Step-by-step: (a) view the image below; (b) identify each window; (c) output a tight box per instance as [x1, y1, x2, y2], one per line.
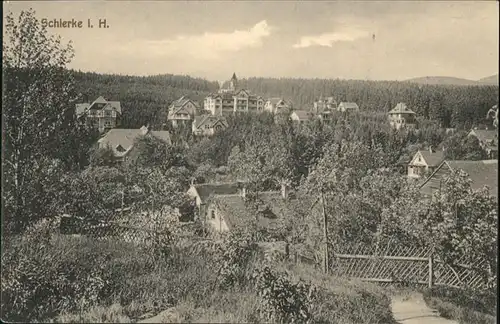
[211, 210, 215, 219]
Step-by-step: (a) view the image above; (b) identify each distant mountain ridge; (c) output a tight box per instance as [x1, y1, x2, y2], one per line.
[406, 74, 498, 86]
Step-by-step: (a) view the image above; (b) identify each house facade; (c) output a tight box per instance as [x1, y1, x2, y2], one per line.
[97, 125, 171, 163]
[264, 98, 292, 114]
[167, 96, 199, 127]
[388, 103, 417, 130]
[76, 96, 121, 133]
[467, 129, 498, 159]
[204, 183, 290, 234]
[290, 110, 314, 124]
[186, 182, 242, 221]
[407, 148, 445, 179]
[192, 115, 228, 136]
[203, 73, 264, 115]
[313, 96, 337, 114]
[419, 160, 498, 200]
[337, 102, 359, 112]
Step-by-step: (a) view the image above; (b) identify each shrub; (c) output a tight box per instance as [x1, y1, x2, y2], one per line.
[251, 266, 313, 324]
[423, 286, 497, 324]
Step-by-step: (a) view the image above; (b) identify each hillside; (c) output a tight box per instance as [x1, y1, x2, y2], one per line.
[406, 74, 499, 86]
[71, 71, 499, 129]
[405, 76, 478, 86]
[71, 71, 219, 129]
[478, 74, 499, 85]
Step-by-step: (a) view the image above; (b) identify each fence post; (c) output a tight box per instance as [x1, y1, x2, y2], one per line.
[428, 250, 434, 289]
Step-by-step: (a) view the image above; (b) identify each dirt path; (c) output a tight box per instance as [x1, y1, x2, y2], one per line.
[391, 293, 458, 324]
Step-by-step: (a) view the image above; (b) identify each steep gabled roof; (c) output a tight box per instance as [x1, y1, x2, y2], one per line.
[191, 182, 241, 203]
[389, 102, 416, 115]
[292, 110, 313, 121]
[420, 160, 498, 197]
[267, 98, 283, 105]
[193, 115, 227, 129]
[213, 192, 286, 230]
[97, 128, 171, 157]
[338, 102, 359, 109]
[468, 129, 498, 145]
[411, 150, 445, 167]
[76, 96, 122, 117]
[76, 103, 90, 117]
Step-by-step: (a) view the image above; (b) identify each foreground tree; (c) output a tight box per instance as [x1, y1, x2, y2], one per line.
[3, 9, 80, 232]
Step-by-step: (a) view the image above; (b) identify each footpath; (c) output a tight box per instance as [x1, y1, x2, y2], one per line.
[391, 293, 458, 324]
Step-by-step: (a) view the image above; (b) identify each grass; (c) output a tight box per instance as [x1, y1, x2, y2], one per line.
[422, 286, 497, 324]
[2, 230, 398, 324]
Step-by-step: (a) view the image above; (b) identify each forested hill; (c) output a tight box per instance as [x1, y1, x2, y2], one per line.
[239, 77, 498, 128]
[72, 71, 499, 130]
[71, 71, 219, 128]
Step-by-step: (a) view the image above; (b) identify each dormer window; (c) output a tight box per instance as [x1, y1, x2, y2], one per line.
[116, 145, 126, 153]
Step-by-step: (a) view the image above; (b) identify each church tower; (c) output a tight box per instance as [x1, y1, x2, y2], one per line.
[229, 73, 238, 92]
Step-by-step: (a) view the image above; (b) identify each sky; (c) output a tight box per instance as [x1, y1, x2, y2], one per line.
[3, 1, 499, 82]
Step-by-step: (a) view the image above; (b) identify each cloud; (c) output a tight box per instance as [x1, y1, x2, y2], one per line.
[117, 20, 271, 60]
[293, 28, 370, 48]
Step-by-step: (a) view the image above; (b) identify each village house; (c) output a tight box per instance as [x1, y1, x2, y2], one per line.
[407, 147, 445, 179]
[388, 102, 417, 130]
[264, 98, 293, 114]
[419, 160, 498, 200]
[167, 96, 199, 127]
[192, 115, 228, 136]
[76, 96, 121, 133]
[290, 110, 314, 124]
[97, 125, 171, 163]
[337, 102, 360, 113]
[204, 183, 291, 234]
[467, 129, 498, 159]
[203, 73, 264, 115]
[313, 96, 337, 114]
[186, 182, 241, 220]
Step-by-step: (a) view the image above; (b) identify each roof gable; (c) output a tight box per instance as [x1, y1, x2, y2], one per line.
[412, 150, 445, 167]
[192, 183, 241, 203]
[421, 160, 498, 197]
[338, 102, 359, 109]
[292, 110, 312, 120]
[389, 102, 415, 114]
[468, 129, 498, 144]
[98, 128, 170, 156]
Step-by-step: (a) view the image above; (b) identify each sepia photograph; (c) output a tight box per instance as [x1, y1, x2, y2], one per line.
[1, 1, 498, 323]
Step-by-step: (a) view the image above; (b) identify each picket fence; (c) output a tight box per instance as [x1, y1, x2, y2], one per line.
[329, 243, 490, 290]
[60, 216, 489, 290]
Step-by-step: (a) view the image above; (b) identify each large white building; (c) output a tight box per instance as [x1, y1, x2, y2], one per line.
[203, 73, 264, 116]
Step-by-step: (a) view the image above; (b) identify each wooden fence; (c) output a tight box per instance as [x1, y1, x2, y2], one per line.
[59, 216, 170, 245]
[330, 244, 489, 290]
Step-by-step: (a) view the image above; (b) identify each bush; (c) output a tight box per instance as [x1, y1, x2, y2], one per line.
[423, 286, 497, 324]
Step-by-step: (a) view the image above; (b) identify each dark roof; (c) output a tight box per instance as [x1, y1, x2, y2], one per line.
[292, 110, 313, 120]
[420, 160, 498, 197]
[415, 150, 445, 167]
[468, 129, 498, 147]
[168, 96, 198, 117]
[389, 102, 415, 115]
[97, 128, 171, 157]
[76, 96, 122, 117]
[446, 160, 497, 196]
[192, 182, 240, 203]
[213, 192, 286, 230]
[193, 115, 227, 129]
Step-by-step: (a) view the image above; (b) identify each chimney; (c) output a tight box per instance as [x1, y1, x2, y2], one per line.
[429, 146, 435, 153]
[240, 186, 246, 198]
[281, 183, 289, 199]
